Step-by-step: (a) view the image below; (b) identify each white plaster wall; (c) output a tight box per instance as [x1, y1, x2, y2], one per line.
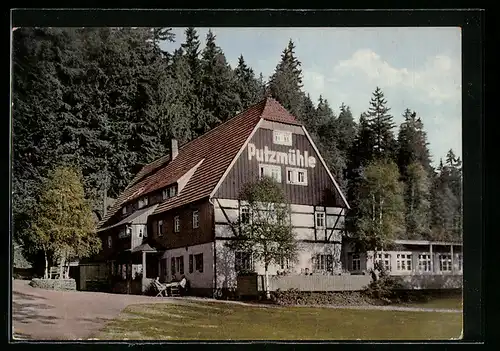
[162, 242, 214, 289]
[290, 204, 315, 213]
[215, 224, 234, 238]
[214, 207, 239, 223]
[215, 199, 239, 209]
[293, 227, 315, 241]
[291, 213, 314, 227]
[326, 207, 344, 215]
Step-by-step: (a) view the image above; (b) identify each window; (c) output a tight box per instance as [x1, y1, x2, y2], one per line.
[158, 220, 164, 236]
[138, 228, 143, 238]
[396, 254, 413, 271]
[315, 254, 334, 272]
[315, 211, 326, 229]
[195, 253, 204, 272]
[352, 254, 361, 271]
[439, 254, 452, 272]
[122, 207, 127, 215]
[169, 185, 177, 198]
[192, 210, 199, 229]
[235, 251, 253, 271]
[273, 130, 293, 146]
[457, 254, 463, 271]
[107, 236, 112, 249]
[189, 254, 194, 273]
[418, 254, 432, 272]
[286, 167, 308, 186]
[162, 189, 168, 200]
[279, 257, 290, 270]
[240, 206, 251, 224]
[171, 257, 175, 275]
[376, 253, 391, 271]
[138, 196, 148, 209]
[174, 216, 180, 232]
[175, 256, 184, 274]
[259, 164, 282, 183]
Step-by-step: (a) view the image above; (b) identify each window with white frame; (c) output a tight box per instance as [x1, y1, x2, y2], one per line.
[162, 188, 168, 200]
[273, 130, 293, 146]
[174, 216, 180, 233]
[158, 220, 164, 236]
[175, 256, 184, 274]
[396, 253, 413, 271]
[240, 206, 251, 224]
[169, 185, 177, 198]
[376, 253, 391, 271]
[195, 253, 204, 272]
[259, 164, 282, 183]
[439, 254, 452, 272]
[192, 210, 199, 229]
[314, 254, 334, 272]
[107, 235, 112, 249]
[122, 207, 127, 215]
[418, 254, 432, 272]
[352, 254, 361, 271]
[138, 196, 149, 209]
[315, 211, 326, 229]
[235, 251, 253, 271]
[457, 253, 463, 271]
[138, 227, 143, 238]
[286, 167, 308, 186]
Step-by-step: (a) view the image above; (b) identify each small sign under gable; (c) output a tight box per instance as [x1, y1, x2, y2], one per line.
[247, 143, 316, 168]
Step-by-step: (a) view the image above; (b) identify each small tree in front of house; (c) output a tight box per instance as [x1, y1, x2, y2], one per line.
[353, 158, 405, 270]
[30, 165, 101, 279]
[225, 176, 299, 299]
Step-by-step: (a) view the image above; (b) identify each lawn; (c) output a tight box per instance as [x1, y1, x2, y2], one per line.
[95, 301, 462, 341]
[403, 296, 463, 310]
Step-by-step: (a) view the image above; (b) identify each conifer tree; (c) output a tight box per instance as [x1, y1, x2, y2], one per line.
[365, 87, 397, 160]
[268, 39, 304, 118]
[234, 54, 262, 109]
[199, 30, 241, 129]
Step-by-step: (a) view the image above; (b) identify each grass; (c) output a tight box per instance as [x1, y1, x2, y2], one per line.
[402, 296, 463, 310]
[96, 301, 462, 341]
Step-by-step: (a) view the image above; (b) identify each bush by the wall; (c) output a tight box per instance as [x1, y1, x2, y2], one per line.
[30, 278, 77, 291]
[271, 288, 382, 306]
[362, 275, 405, 303]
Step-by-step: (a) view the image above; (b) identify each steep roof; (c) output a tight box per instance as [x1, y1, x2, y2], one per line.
[99, 97, 300, 228]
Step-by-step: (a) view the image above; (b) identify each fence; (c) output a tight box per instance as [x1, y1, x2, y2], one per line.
[237, 274, 371, 296]
[79, 263, 108, 291]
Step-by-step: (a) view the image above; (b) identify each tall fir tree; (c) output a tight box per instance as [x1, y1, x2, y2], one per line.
[234, 54, 262, 109]
[198, 30, 241, 130]
[404, 162, 432, 239]
[397, 108, 433, 179]
[365, 87, 397, 160]
[268, 39, 304, 118]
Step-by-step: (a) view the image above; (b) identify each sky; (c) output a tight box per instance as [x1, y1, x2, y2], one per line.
[160, 27, 461, 166]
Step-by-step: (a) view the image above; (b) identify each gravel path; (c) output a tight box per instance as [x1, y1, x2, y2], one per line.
[11, 280, 184, 340]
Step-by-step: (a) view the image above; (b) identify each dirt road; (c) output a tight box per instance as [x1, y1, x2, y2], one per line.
[11, 280, 174, 340]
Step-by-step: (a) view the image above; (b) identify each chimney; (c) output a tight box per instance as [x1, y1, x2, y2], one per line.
[171, 139, 178, 160]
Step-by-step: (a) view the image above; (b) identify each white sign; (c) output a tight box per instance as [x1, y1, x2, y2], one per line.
[247, 143, 316, 168]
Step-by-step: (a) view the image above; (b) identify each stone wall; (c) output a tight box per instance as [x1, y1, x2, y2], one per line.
[30, 278, 77, 291]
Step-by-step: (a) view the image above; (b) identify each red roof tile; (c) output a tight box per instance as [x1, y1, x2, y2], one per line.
[261, 97, 302, 126]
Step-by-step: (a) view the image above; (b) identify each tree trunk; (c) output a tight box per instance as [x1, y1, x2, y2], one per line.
[43, 249, 48, 279]
[264, 262, 270, 300]
[59, 251, 65, 280]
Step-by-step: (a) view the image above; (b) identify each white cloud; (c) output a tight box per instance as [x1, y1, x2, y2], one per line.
[332, 49, 461, 106]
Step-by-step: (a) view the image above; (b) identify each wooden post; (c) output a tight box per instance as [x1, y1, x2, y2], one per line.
[429, 244, 434, 273]
[451, 245, 454, 274]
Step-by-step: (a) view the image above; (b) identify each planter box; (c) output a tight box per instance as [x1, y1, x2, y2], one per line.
[30, 278, 77, 291]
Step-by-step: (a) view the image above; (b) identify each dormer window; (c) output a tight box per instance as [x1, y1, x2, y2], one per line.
[138, 196, 149, 209]
[273, 130, 293, 146]
[122, 207, 127, 215]
[169, 185, 177, 197]
[162, 184, 178, 200]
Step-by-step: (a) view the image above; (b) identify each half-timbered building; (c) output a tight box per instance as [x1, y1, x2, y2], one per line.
[92, 97, 350, 296]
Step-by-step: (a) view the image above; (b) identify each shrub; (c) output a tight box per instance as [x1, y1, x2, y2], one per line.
[363, 275, 405, 303]
[271, 288, 381, 306]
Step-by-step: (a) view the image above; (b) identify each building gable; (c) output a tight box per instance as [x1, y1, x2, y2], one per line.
[213, 122, 349, 208]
